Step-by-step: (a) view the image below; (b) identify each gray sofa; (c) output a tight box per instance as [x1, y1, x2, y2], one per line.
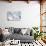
[3, 27, 34, 43]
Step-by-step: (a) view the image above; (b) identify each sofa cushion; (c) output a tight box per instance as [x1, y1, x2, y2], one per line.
[21, 29, 27, 35]
[14, 28, 21, 33]
[8, 27, 14, 34]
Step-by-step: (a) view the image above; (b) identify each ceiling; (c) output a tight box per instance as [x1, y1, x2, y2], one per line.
[0, 0, 41, 1]
[0, 0, 46, 4]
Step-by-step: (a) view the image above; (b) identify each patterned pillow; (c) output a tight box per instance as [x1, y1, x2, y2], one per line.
[14, 28, 21, 33]
[8, 27, 14, 34]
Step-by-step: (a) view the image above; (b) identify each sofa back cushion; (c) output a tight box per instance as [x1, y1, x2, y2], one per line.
[14, 28, 21, 33]
[8, 27, 14, 34]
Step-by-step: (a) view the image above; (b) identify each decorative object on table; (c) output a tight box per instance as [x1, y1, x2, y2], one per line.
[7, 11, 21, 21]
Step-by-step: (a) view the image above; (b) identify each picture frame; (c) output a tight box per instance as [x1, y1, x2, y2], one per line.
[7, 11, 21, 21]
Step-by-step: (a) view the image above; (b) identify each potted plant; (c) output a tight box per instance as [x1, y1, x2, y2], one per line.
[32, 27, 43, 40]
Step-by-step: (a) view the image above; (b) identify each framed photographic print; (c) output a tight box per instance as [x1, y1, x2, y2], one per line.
[7, 11, 21, 21]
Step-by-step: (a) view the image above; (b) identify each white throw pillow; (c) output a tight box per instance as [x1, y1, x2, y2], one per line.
[2, 28, 10, 36]
[21, 29, 27, 35]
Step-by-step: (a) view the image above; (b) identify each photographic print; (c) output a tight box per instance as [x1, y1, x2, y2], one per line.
[7, 11, 21, 21]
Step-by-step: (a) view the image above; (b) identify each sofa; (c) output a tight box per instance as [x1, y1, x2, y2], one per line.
[6, 27, 34, 43]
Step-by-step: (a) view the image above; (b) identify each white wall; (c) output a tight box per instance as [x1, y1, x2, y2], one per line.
[0, 1, 40, 28]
